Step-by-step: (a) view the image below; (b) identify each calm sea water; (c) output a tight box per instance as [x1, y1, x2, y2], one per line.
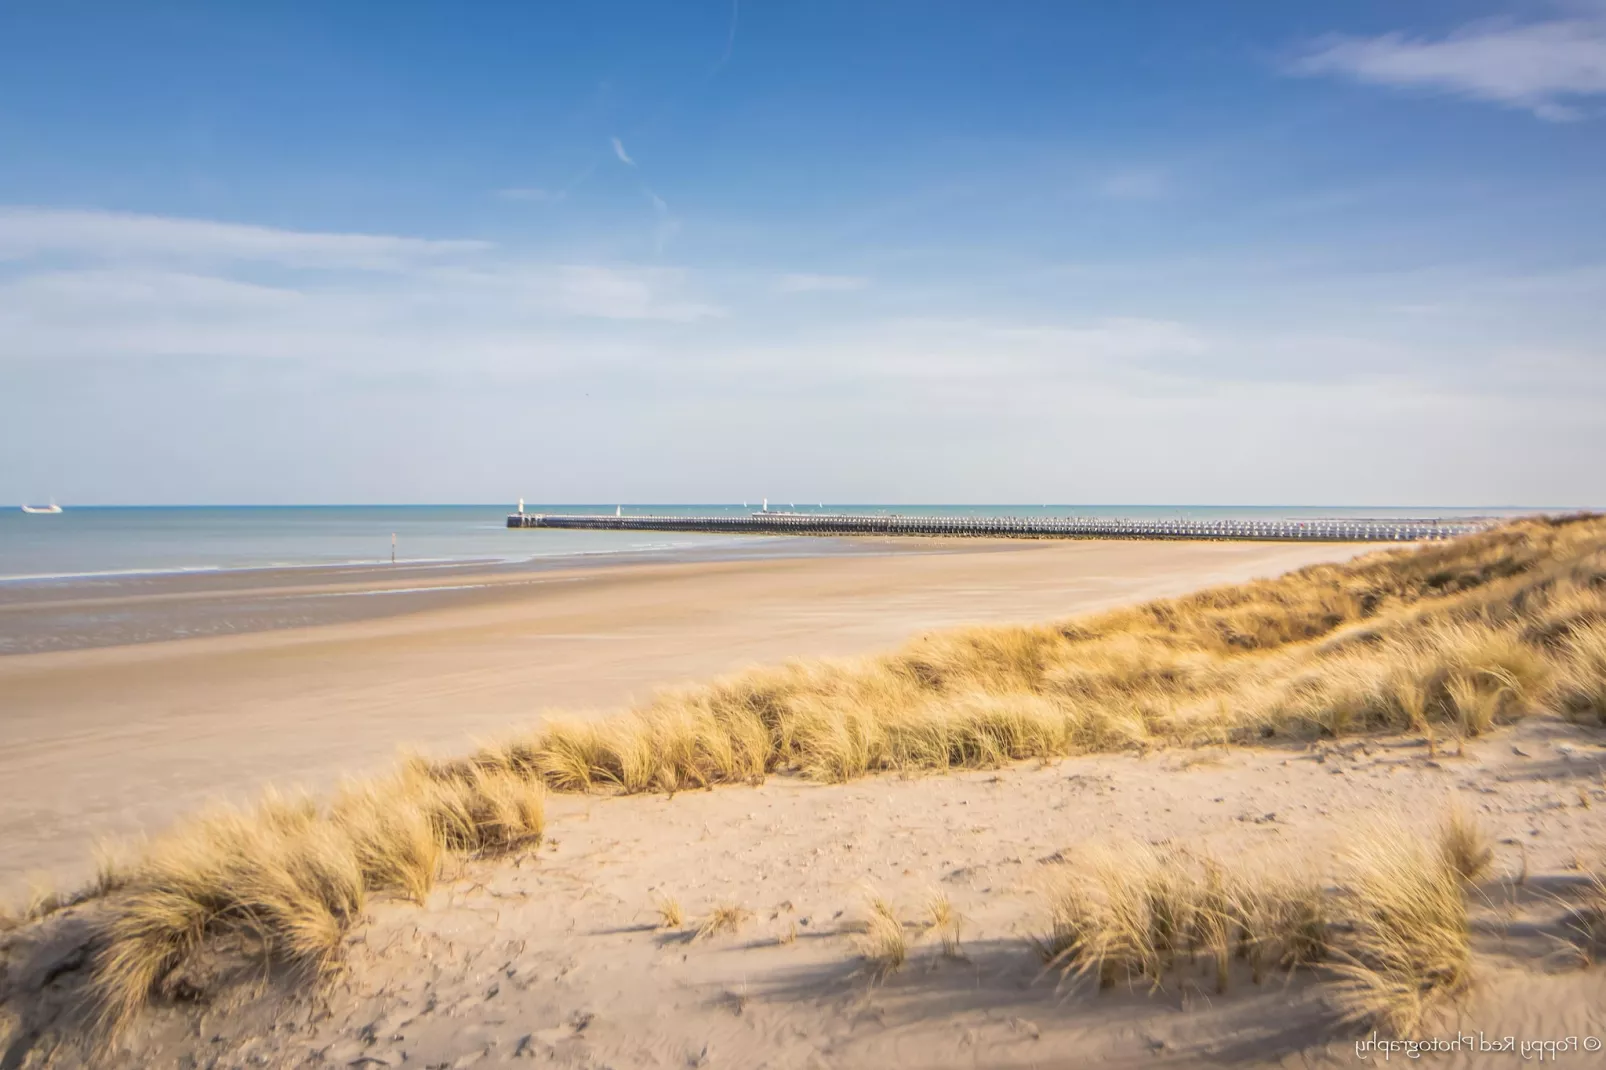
[0, 504, 1530, 583]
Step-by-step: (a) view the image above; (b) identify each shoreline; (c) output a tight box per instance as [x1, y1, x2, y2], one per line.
[0, 537, 1371, 893]
[0, 535, 982, 656]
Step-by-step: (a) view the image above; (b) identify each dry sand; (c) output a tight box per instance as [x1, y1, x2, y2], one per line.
[0, 538, 1365, 894]
[10, 720, 1606, 1068]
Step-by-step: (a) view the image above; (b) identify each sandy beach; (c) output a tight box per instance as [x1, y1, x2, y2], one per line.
[0, 538, 1365, 895]
[72, 717, 1603, 1069]
[7, 520, 1606, 1069]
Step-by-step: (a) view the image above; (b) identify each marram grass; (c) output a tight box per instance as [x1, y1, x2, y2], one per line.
[1032, 811, 1479, 1036]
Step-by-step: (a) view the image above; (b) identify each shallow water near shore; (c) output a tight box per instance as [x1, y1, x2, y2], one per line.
[0, 503, 1521, 582]
[0, 504, 1532, 654]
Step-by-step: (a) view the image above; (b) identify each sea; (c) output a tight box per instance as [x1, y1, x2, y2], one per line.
[0, 504, 1537, 583]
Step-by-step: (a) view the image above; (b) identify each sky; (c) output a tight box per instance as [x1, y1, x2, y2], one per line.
[2, 1, 1605, 507]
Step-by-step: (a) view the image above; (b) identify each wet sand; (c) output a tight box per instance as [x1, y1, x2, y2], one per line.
[0, 535, 935, 655]
[0, 538, 1368, 894]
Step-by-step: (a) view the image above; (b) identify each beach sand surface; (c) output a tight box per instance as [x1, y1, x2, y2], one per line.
[11, 718, 1605, 1068]
[0, 538, 1365, 892]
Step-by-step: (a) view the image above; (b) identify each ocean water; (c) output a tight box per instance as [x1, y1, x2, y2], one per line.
[0, 504, 1529, 583]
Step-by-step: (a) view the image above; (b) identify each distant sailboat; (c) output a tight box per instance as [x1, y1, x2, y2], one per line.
[616, 504, 622, 516]
[21, 499, 61, 514]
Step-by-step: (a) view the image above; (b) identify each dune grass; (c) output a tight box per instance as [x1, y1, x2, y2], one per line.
[1035, 844, 1328, 996]
[653, 893, 685, 930]
[853, 892, 909, 979]
[925, 888, 964, 959]
[694, 903, 752, 941]
[44, 513, 1606, 1036]
[1329, 825, 1473, 1036]
[1034, 819, 1472, 1035]
[1436, 805, 1494, 884]
[86, 763, 544, 1036]
[469, 514, 1606, 789]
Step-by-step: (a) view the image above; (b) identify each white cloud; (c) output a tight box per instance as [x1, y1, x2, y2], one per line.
[0, 207, 727, 372]
[1291, 17, 1606, 120]
[775, 273, 869, 293]
[611, 136, 636, 165]
[0, 207, 488, 270]
[546, 265, 718, 321]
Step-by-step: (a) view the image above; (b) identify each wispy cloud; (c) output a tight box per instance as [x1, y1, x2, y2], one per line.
[1289, 16, 1606, 121]
[776, 273, 869, 294]
[0, 208, 724, 373]
[496, 187, 564, 203]
[611, 136, 636, 166]
[0, 207, 488, 270]
[711, 0, 740, 75]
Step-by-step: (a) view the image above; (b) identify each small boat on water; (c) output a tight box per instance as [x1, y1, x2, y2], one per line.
[21, 501, 62, 514]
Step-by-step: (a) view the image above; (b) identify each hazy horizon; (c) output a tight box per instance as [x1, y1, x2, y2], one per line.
[5, 501, 1587, 511]
[5, 2, 1605, 507]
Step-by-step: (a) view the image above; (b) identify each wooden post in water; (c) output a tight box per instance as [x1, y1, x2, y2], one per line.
[391, 532, 396, 564]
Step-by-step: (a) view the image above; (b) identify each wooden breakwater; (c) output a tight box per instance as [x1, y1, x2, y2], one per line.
[507, 511, 1489, 543]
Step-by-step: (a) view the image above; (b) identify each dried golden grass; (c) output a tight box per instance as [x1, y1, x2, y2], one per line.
[1330, 825, 1472, 1036]
[924, 887, 963, 959]
[1437, 805, 1494, 884]
[1036, 845, 1318, 995]
[653, 893, 685, 930]
[1034, 818, 1471, 1035]
[1558, 621, 1606, 726]
[456, 514, 1605, 792]
[694, 903, 751, 941]
[87, 767, 543, 1037]
[853, 892, 908, 979]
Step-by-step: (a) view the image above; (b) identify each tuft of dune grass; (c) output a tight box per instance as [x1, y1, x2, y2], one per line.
[1035, 845, 1316, 995]
[925, 888, 963, 959]
[653, 893, 684, 930]
[1437, 804, 1494, 884]
[1330, 825, 1472, 1036]
[1034, 818, 1473, 1034]
[51, 514, 1606, 1037]
[87, 768, 543, 1038]
[853, 892, 909, 979]
[694, 903, 751, 942]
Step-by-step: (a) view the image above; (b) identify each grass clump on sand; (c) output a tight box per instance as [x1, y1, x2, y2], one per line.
[88, 764, 544, 1037]
[853, 892, 909, 979]
[1036, 845, 1326, 996]
[1330, 826, 1473, 1036]
[652, 893, 685, 930]
[694, 903, 752, 942]
[1436, 805, 1494, 884]
[1034, 819, 1474, 1036]
[471, 515, 1604, 792]
[924, 888, 964, 959]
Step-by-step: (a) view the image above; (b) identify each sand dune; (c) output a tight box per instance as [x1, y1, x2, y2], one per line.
[8, 719, 1606, 1068]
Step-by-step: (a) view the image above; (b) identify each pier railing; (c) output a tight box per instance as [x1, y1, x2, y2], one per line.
[507, 511, 1488, 543]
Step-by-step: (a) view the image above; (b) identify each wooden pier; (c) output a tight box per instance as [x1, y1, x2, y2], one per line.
[507, 511, 1488, 543]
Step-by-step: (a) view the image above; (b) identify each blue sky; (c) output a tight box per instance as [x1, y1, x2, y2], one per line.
[3, 1, 1604, 505]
